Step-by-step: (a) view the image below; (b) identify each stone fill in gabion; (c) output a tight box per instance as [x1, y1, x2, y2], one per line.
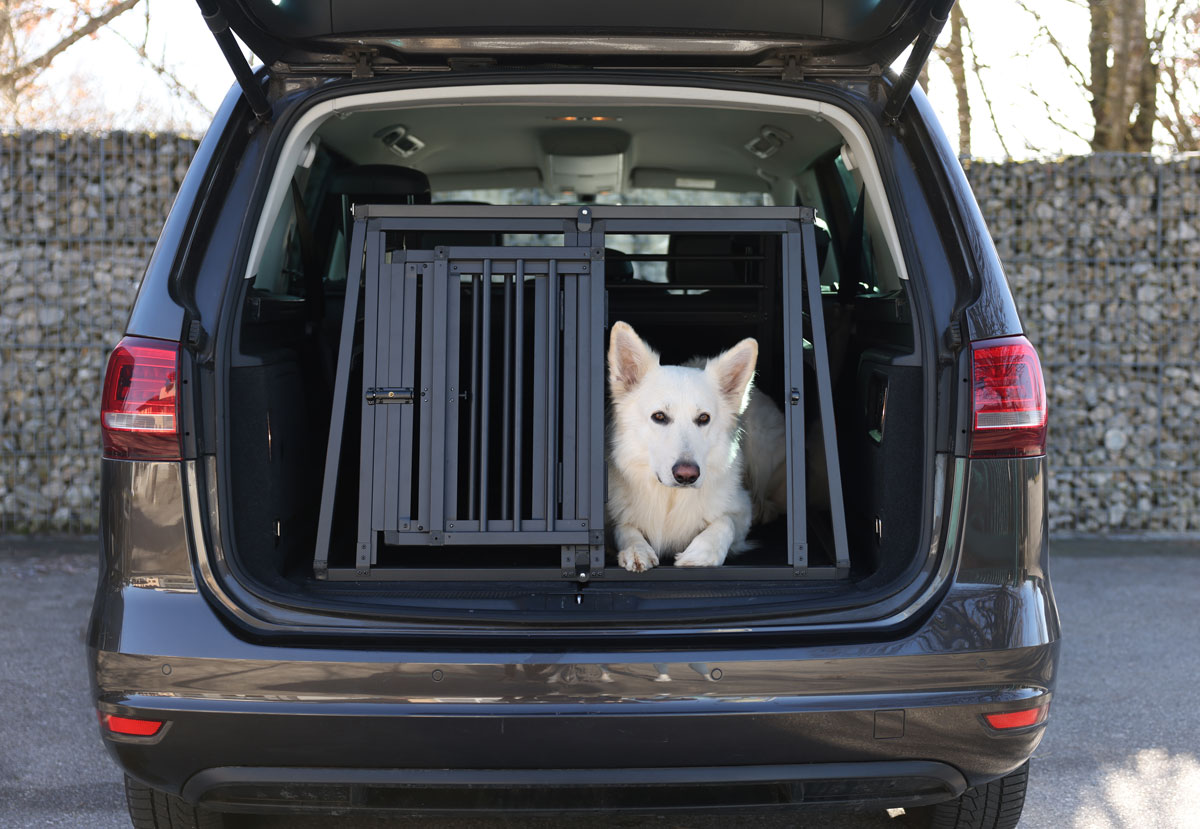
[963, 154, 1200, 535]
[1, 131, 196, 531]
[2, 135, 1199, 536]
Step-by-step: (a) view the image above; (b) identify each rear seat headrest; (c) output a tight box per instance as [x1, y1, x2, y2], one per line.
[329, 164, 431, 205]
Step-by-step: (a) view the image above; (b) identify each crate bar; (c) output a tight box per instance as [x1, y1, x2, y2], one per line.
[781, 226, 807, 574]
[362, 217, 805, 235]
[560, 274, 578, 520]
[356, 204, 809, 221]
[416, 254, 436, 539]
[370, 256, 394, 562]
[586, 232, 606, 568]
[611, 253, 765, 261]
[428, 254, 451, 537]
[478, 262, 493, 526]
[327, 567, 587, 582]
[395, 263, 419, 534]
[512, 258, 525, 524]
[384, 530, 591, 546]
[500, 271, 513, 522]
[466, 273, 481, 521]
[442, 252, 462, 528]
[313, 216, 368, 577]
[601, 219, 801, 233]
[546, 260, 560, 528]
[435, 251, 590, 271]
[608, 283, 765, 291]
[531, 264, 548, 523]
[355, 227, 386, 572]
[801, 221, 850, 570]
[600, 565, 843, 581]
[326, 566, 843, 582]
[759, 237, 782, 397]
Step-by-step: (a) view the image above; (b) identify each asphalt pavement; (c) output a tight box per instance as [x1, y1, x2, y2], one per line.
[0, 536, 1197, 829]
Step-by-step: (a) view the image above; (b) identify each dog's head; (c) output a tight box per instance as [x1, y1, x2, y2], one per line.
[608, 321, 758, 490]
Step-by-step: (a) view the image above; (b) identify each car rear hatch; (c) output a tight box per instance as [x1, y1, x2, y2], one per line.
[197, 0, 952, 114]
[190, 1, 960, 633]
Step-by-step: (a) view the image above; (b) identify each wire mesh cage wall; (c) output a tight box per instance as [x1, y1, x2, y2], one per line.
[0, 131, 198, 532]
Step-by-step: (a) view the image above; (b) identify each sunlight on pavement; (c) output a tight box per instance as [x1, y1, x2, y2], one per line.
[1071, 748, 1200, 829]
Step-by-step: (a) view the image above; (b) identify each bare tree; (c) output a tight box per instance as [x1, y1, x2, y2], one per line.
[0, 0, 142, 124]
[1, 0, 212, 129]
[1089, 0, 1158, 150]
[1154, 4, 1200, 150]
[928, 5, 1010, 158]
[935, 4, 971, 155]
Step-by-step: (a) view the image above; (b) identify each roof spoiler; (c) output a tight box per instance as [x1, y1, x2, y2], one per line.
[882, 0, 955, 123]
[196, 0, 272, 122]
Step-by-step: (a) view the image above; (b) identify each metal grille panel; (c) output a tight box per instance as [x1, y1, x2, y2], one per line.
[362, 246, 602, 560]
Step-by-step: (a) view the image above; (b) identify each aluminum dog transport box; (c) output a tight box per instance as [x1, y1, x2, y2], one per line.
[314, 204, 849, 582]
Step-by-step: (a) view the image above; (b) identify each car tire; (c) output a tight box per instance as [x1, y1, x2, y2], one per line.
[906, 762, 1029, 829]
[123, 775, 226, 829]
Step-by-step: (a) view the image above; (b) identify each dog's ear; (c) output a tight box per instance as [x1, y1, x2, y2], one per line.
[706, 338, 758, 413]
[609, 321, 657, 395]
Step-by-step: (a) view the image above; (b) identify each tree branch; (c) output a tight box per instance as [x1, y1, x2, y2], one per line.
[112, 27, 212, 118]
[1152, 0, 1188, 45]
[1023, 82, 1092, 146]
[0, 0, 142, 87]
[1159, 59, 1197, 151]
[1014, 0, 1090, 90]
[960, 12, 1012, 159]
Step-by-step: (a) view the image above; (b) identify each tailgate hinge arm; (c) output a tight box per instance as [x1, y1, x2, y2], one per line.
[882, 0, 955, 124]
[195, 0, 272, 122]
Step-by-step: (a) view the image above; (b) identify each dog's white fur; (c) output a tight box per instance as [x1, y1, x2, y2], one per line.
[606, 322, 787, 572]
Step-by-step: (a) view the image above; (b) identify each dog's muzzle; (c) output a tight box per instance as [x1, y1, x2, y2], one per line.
[671, 461, 700, 486]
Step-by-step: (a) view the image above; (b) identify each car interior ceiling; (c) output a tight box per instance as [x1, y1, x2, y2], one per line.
[228, 102, 922, 589]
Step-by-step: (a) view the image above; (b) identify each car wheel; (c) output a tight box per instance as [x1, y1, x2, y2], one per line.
[906, 761, 1029, 829]
[123, 775, 226, 829]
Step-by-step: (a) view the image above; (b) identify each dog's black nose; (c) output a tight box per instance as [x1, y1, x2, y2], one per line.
[672, 462, 700, 485]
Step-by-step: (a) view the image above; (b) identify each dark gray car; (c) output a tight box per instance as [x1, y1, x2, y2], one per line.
[89, 2, 1058, 827]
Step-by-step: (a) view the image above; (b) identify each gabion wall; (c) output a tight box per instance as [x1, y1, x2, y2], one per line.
[1, 133, 1197, 535]
[964, 154, 1200, 534]
[0, 132, 197, 531]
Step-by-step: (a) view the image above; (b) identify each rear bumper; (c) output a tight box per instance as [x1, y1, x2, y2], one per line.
[95, 663, 1053, 813]
[182, 762, 967, 815]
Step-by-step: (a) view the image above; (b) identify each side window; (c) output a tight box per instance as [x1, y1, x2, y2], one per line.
[832, 154, 878, 293]
[801, 149, 900, 296]
[252, 191, 300, 295]
[252, 147, 337, 295]
[794, 169, 841, 288]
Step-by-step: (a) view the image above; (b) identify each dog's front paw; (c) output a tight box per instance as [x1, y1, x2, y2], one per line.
[674, 539, 726, 568]
[618, 543, 659, 572]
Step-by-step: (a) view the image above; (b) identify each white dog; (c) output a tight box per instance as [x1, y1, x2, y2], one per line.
[606, 321, 787, 572]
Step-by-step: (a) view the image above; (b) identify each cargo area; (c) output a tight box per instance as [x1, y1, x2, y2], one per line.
[217, 98, 927, 618]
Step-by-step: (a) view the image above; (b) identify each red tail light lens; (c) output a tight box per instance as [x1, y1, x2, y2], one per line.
[983, 706, 1048, 730]
[99, 712, 164, 736]
[101, 336, 181, 460]
[970, 336, 1047, 458]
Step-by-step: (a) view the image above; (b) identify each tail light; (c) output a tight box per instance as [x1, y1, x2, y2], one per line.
[98, 711, 164, 736]
[101, 336, 181, 460]
[983, 706, 1048, 730]
[970, 336, 1047, 458]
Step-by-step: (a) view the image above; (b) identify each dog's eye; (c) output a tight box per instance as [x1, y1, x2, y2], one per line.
[696, 413, 711, 426]
[651, 411, 669, 424]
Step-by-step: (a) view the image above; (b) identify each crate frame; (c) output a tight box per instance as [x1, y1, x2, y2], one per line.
[314, 205, 848, 582]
